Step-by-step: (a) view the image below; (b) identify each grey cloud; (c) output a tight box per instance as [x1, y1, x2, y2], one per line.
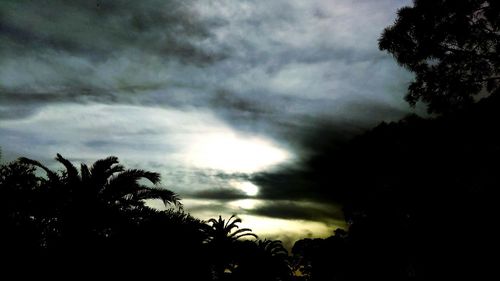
[0, 0, 218, 62]
[183, 201, 231, 216]
[0, 0, 225, 111]
[251, 201, 344, 223]
[1, 0, 416, 228]
[1, 0, 414, 127]
[0, 104, 41, 120]
[187, 187, 249, 201]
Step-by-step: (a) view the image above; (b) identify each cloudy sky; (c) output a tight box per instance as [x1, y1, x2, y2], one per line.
[0, 0, 415, 245]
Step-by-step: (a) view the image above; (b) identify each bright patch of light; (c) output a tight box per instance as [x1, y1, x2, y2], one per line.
[231, 180, 259, 196]
[187, 132, 291, 173]
[241, 215, 343, 235]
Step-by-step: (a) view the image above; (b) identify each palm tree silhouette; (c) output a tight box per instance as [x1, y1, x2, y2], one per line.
[256, 239, 288, 257]
[16, 154, 182, 255]
[205, 215, 258, 243]
[19, 154, 181, 209]
[254, 239, 291, 279]
[205, 215, 258, 280]
[1, 155, 212, 279]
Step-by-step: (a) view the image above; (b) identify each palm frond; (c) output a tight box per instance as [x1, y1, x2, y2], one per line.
[232, 232, 258, 240]
[259, 240, 287, 256]
[207, 217, 220, 225]
[89, 156, 120, 186]
[110, 169, 161, 185]
[18, 157, 59, 183]
[55, 153, 80, 182]
[133, 187, 182, 208]
[225, 215, 242, 229]
[106, 164, 125, 176]
[90, 156, 119, 176]
[80, 163, 91, 182]
[229, 228, 257, 239]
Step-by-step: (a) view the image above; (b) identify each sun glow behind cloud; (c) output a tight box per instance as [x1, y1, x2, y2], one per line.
[0, 103, 293, 171]
[231, 180, 259, 196]
[187, 131, 292, 173]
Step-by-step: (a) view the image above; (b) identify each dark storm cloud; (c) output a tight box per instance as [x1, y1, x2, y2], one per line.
[0, 0, 225, 114]
[0, 0, 218, 62]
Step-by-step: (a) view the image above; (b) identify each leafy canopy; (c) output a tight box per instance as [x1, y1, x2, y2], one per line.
[379, 0, 500, 113]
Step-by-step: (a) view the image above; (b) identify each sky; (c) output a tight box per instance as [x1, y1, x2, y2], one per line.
[0, 0, 415, 246]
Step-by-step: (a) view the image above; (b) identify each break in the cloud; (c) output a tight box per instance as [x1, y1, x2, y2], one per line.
[1, 0, 415, 242]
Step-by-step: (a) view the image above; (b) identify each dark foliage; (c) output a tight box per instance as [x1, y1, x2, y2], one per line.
[0, 155, 209, 279]
[292, 94, 500, 280]
[231, 239, 291, 281]
[379, 0, 500, 113]
[0, 157, 291, 280]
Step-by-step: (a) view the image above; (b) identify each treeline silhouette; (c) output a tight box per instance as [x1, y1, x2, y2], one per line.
[1, 0, 499, 279]
[0, 155, 294, 280]
[290, 94, 500, 281]
[2, 94, 498, 280]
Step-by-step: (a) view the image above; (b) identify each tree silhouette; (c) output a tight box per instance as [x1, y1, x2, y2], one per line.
[232, 239, 292, 281]
[289, 93, 500, 280]
[0, 160, 45, 259]
[291, 229, 350, 281]
[0, 154, 206, 278]
[205, 215, 258, 280]
[14, 154, 181, 251]
[19, 154, 181, 210]
[379, 0, 500, 113]
[206, 215, 258, 243]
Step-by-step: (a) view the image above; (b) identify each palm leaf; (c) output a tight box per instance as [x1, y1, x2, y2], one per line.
[229, 228, 257, 239]
[18, 157, 60, 183]
[133, 187, 182, 208]
[106, 164, 125, 176]
[88, 156, 121, 187]
[207, 217, 220, 225]
[80, 163, 91, 182]
[90, 156, 119, 175]
[225, 215, 242, 229]
[110, 169, 161, 186]
[55, 153, 80, 182]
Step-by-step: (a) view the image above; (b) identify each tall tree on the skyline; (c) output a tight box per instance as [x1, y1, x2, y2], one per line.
[379, 0, 500, 113]
[205, 215, 258, 279]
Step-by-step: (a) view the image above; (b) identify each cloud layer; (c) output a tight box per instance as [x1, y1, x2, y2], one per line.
[1, 0, 414, 241]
